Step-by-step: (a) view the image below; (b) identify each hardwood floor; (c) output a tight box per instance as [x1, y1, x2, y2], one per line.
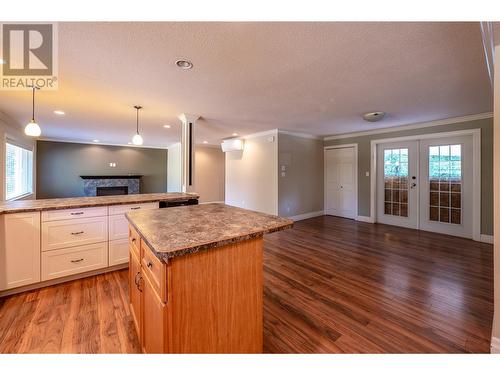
[263, 216, 493, 353]
[0, 216, 493, 353]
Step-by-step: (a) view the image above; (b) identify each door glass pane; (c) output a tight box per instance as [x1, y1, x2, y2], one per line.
[383, 148, 408, 217]
[429, 144, 461, 224]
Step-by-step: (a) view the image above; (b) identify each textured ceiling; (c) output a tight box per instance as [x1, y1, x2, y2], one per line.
[0, 22, 493, 147]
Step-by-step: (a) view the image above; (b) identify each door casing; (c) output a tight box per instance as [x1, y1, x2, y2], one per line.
[324, 144, 358, 220]
[369, 129, 481, 241]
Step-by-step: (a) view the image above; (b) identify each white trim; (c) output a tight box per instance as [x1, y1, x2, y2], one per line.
[480, 234, 494, 244]
[356, 215, 375, 223]
[323, 143, 358, 220]
[369, 129, 482, 241]
[491, 337, 500, 354]
[288, 210, 325, 222]
[278, 130, 320, 140]
[39, 137, 170, 150]
[324, 112, 492, 141]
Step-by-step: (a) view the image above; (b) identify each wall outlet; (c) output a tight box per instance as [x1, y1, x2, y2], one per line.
[281, 172, 286, 177]
[365, 171, 370, 177]
[109, 162, 116, 167]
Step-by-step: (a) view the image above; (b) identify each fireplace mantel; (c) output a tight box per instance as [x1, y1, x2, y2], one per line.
[81, 175, 142, 196]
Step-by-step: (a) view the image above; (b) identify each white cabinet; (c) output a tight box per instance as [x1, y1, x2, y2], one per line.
[0, 212, 41, 291]
[109, 238, 129, 266]
[42, 206, 108, 222]
[41, 242, 108, 281]
[42, 216, 108, 252]
[109, 214, 129, 241]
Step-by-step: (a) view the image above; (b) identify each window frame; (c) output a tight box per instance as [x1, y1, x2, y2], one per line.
[4, 138, 34, 201]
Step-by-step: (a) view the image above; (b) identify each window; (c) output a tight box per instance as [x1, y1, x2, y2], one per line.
[5, 142, 33, 200]
[383, 148, 409, 217]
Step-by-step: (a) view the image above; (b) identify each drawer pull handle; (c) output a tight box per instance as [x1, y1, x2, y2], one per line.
[147, 261, 153, 269]
[71, 212, 84, 215]
[71, 231, 84, 235]
[130, 207, 141, 210]
[71, 258, 84, 263]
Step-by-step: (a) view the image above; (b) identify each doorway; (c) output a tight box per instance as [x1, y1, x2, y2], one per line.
[375, 132, 476, 239]
[324, 145, 358, 219]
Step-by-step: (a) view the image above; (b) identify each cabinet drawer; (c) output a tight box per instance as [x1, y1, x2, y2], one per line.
[109, 214, 129, 240]
[42, 216, 108, 252]
[109, 238, 129, 266]
[42, 206, 108, 222]
[109, 202, 158, 216]
[41, 242, 108, 281]
[141, 240, 167, 303]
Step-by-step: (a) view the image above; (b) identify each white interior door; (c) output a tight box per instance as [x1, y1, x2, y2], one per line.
[325, 147, 356, 219]
[376, 141, 419, 228]
[419, 136, 473, 238]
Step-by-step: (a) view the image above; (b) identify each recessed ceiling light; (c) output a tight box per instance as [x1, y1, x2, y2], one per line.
[93, 139, 99, 143]
[363, 111, 386, 122]
[203, 141, 208, 144]
[232, 133, 238, 137]
[54, 110, 65, 116]
[175, 59, 193, 70]
[163, 124, 171, 128]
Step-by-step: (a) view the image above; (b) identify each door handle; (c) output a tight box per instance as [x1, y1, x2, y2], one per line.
[411, 183, 417, 188]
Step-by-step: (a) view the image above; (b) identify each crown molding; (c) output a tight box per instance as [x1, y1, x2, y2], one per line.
[278, 130, 321, 140]
[323, 112, 493, 141]
[38, 137, 170, 150]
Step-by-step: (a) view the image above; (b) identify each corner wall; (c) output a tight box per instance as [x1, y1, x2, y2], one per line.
[225, 131, 278, 215]
[278, 133, 324, 217]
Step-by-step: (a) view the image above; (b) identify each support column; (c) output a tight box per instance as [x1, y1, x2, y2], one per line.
[179, 114, 199, 193]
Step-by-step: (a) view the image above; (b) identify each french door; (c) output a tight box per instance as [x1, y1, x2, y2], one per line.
[376, 135, 473, 238]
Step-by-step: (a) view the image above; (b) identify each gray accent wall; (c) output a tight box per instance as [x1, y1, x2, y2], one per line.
[36, 141, 168, 198]
[278, 133, 324, 217]
[323, 117, 493, 235]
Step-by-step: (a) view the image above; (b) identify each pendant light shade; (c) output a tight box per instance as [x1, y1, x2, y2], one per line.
[25, 86, 41, 137]
[132, 105, 143, 145]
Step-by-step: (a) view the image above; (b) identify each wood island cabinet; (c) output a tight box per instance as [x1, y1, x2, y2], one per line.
[128, 224, 264, 354]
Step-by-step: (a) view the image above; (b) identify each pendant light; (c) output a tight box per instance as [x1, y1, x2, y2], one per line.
[132, 105, 143, 146]
[25, 86, 41, 137]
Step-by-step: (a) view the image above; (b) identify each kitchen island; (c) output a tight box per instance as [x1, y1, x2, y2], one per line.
[125, 203, 293, 353]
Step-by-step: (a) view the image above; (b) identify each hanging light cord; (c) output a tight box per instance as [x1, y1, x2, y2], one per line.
[31, 86, 35, 122]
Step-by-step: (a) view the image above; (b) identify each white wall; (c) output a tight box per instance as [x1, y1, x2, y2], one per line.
[167, 142, 182, 193]
[225, 130, 278, 215]
[0, 112, 36, 201]
[194, 145, 225, 203]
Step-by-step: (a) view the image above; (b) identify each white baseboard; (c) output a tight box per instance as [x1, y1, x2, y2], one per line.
[356, 215, 375, 223]
[491, 337, 500, 354]
[480, 234, 494, 244]
[288, 210, 325, 222]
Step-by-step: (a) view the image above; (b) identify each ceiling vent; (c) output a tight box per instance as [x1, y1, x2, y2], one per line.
[363, 111, 386, 122]
[221, 139, 244, 152]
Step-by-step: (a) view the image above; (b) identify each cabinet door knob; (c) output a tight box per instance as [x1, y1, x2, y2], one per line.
[147, 261, 153, 269]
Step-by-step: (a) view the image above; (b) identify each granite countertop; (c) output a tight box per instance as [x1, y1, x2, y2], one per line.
[125, 203, 293, 261]
[0, 192, 199, 214]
